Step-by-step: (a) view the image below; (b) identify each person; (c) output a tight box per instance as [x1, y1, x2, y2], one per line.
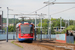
[66, 30, 69, 36]
[70, 31, 73, 36]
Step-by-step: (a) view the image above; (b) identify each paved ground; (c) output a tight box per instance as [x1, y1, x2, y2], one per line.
[14, 41, 49, 50]
[0, 40, 24, 50]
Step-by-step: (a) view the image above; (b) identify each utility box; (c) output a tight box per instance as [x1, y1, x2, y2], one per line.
[66, 36, 74, 43]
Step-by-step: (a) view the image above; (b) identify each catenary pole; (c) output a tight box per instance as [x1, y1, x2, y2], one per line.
[35, 12, 37, 41]
[40, 13, 42, 41]
[60, 17, 61, 33]
[0, 7, 3, 34]
[6, 7, 8, 42]
[48, 0, 51, 40]
[13, 15, 15, 40]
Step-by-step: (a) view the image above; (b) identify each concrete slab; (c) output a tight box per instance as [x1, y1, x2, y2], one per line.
[0, 41, 24, 50]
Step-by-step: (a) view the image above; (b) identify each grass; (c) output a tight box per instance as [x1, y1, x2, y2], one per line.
[11, 41, 23, 48]
[74, 41, 75, 44]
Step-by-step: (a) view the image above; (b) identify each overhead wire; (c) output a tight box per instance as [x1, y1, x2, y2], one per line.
[51, 7, 75, 15]
[30, 0, 56, 14]
[30, 5, 48, 14]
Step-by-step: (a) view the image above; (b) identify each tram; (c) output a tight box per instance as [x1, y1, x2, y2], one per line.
[16, 22, 34, 42]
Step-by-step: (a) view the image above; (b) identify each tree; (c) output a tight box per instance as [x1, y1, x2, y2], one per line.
[69, 20, 73, 25]
[63, 25, 75, 33]
[8, 26, 16, 32]
[38, 19, 48, 34]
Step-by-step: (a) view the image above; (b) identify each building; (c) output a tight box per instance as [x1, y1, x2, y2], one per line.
[0, 15, 2, 30]
[53, 27, 65, 32]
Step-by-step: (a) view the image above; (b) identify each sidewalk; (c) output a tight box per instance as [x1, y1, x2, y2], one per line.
[0, 40, 24, 50]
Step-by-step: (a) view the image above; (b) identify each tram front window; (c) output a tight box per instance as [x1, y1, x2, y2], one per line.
[21, 25, 30, 34]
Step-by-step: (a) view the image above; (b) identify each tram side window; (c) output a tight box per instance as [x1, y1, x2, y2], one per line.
[17, 27, 19, 34]
[30, 26, 33, 33]
[16, 27, 19, 34]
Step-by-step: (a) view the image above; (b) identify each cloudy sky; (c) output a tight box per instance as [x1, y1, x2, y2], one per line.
[0, 0, 75, 20]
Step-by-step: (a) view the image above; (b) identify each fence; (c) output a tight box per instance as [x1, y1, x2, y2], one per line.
[0, 32, 16, 40]
[37, 34, 56, 39]
[0, 32, 56, 40]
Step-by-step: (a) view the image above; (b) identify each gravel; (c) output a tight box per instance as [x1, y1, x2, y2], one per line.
[14, 41, 49, 50]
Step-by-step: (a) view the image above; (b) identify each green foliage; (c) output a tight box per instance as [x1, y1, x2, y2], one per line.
[55, 32, 60, 34]
[63, 25, 75, 33]
[51, 26, 55, 34]
[3, 18, 19, 23]
[51, 18, 65, 27]
[37, 28, 41, 34]
[37, 18, 66, 34]
[38, 19, 48, 27]
[3, 18, 66, 34]
[3, 18, 6, 23]
[8, 26, 16, 32]
[37, 19, 48, 34]
[69, 20, 73, 25]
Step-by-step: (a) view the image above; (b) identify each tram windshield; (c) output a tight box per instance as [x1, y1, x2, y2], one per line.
[21, 25, 33, 34]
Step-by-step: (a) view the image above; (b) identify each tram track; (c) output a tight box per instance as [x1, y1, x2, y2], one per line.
[14, 40, 75, 50]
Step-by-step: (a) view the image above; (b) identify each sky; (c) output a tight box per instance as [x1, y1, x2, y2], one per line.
[0, 0, 75, 20]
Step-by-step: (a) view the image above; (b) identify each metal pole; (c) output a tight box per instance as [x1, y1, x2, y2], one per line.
[68, 19, 69, 26]
[65, 20, 66, 28]
[48, 0, 50, 38]
[69, 19, 70, 25]
[49, 15, 51, 40]
[6, 7, 8, 42]
[2, 11, 3, 34]
[73, 20, 74, 25]
[60, 17, 61, 33]
[40, 13, 42, 41]
[35, 12, 37, 41]
[48, 0, 51, 40]
[13, 15, 15, 40]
